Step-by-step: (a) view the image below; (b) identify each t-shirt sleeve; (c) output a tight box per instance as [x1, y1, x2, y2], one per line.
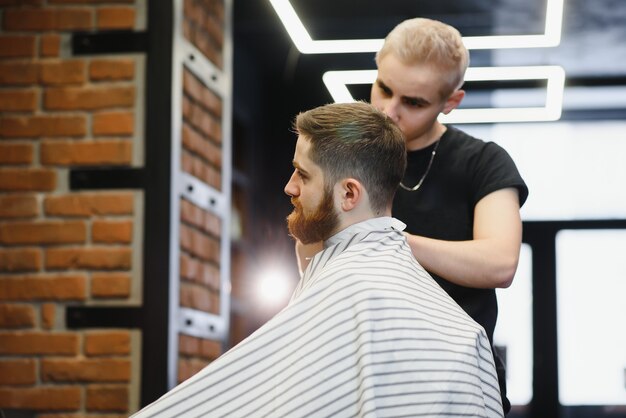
[471, 142, 529, 207]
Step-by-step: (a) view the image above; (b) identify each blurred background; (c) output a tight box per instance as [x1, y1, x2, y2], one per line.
[234, 2, 626, 415]
[0, 0, 625, 417]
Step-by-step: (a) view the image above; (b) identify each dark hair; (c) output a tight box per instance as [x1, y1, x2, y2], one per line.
[294, 101, 406, 213]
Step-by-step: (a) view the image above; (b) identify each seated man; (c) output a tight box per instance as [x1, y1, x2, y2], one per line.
[132, 102, 503, 417]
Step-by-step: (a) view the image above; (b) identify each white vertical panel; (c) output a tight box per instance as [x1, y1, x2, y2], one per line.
[169, 0, 233, 389]
[495, 244, 534, 405]
[463, 121, 626, 221]
[556, 229, 626, 405]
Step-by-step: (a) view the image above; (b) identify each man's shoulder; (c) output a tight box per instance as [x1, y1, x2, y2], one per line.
[320, 231, 421, 276]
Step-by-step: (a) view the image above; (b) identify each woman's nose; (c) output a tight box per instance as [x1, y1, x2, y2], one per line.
[383, 100, 400, 122]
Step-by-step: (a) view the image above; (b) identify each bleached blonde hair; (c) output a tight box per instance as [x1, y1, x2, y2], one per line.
[376, 18, 470, 98]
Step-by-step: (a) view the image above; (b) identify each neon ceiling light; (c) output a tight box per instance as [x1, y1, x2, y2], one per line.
[268, 0, 564, 54]
[322, 66, 566, 123]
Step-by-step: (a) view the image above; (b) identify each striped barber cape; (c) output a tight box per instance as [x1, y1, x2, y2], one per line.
[132, 217, 503, 418]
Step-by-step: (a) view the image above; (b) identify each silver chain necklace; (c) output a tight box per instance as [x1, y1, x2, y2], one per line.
[399, 139, 441, 192]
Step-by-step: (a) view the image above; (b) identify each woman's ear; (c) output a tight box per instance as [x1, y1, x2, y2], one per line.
[339, 178, 363, 211]
[442, 89, 465, 115]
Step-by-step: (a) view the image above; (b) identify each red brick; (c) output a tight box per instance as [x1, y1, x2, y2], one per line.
[41, 140, 132, 166]
[86, 385, 129, 412]
[0, 35, 36, 58]
[85, 331, 130, 356]
[49, 0, 134, 4]
[0, 331, 78, 355]
[89, 59, 135, 81]
[44, 193, 134, 217]
[187, 101, 222, 143]
[182, 95, 192, 121]
[0, 220, 86, 245]
[0, 304, 35, 328]
[91, 272, 131, 298]
[97, 7, 135, 30]
[213, 0, 225, 20]
[92, 220, 132, 243]
[37, 415, 128, 418]
[193, 29, 222, 69]
[0, 248, 41, 272]
[178, 357, 208, 383]
[0, 359, 36, 385]
[41, 303, 56, 329]
[3, 8, 92, 31]
[0, 89, 37, 112]
[93, 111, 134, 136]
[179, 334, 221, 360]
[180, 198, 221, 237]
[40, 34, 61, 57]
[183, 19, 193, 43]
[44, 86, 134, 110]
[40, 61, 86, 85]
[183, 69, 222, 118]
[0, 387, 81, 410]
[0, 274, 86, 301]
[181, 150, 221, 190]
[0, 62, 38, 85]
[179, 253, 220, 289]
[180, 282, 219, 314]
[180, 224, 220, 264]
[46, 247, 131, 270]
[183, 0, 200, 22]
[0, 143, 34, 164]
[0, 168, 56, 191]
[41, 358, 131, 382]
[0, 195, 38, 219]
[0, 0, 43, 5]
[0, 115, 87, 138]
[204, 14, 224, 49]
[182, 123, 222, 168]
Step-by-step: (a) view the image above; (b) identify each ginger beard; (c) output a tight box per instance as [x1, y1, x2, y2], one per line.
[287, 186, 339, 244]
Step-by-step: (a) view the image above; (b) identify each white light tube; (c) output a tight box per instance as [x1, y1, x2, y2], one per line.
[268, 0, 564, 54]
[322, 66, 566, 123]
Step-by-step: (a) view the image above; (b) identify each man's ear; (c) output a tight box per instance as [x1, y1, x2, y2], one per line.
[338, 178, 363, 212]
[442, 89, 465, 115]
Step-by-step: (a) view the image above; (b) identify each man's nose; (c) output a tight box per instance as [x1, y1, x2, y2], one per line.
[284, 171, 299, 197]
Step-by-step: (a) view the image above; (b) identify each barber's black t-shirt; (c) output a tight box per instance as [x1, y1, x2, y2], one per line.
[393, 125, 528, 342]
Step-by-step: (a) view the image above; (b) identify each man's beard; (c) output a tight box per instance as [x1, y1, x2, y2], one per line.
[287, 189, 339, 244]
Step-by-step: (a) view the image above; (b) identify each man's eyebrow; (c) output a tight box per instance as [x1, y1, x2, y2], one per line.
[377, 79, 431, 106]
[292, 161, 309, 175]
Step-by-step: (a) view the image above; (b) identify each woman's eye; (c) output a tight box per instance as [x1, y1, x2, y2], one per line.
[404, 98, 423, 107]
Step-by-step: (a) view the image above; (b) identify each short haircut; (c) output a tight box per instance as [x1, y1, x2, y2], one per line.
[294, 101, 407, 214]
[376, 18, 470, 97]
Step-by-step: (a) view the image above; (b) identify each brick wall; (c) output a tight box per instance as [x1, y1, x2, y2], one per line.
[177, 0, 226, 384]
[0, 0, 141, 415]
[0, 0, 230, 413]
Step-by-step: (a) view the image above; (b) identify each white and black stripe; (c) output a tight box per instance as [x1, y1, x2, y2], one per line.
[132, 217, 503, 418]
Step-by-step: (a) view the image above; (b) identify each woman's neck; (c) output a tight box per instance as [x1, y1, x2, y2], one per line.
[406, 122, 447, 151]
